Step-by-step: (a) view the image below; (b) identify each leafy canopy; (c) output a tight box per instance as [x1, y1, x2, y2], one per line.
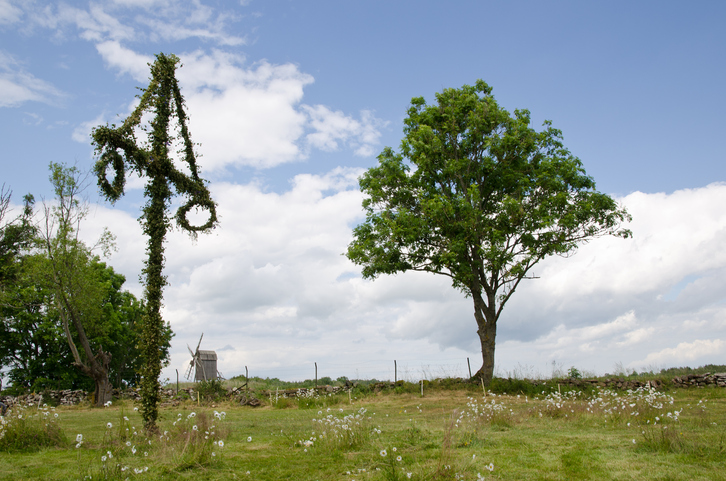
[348, 80, 631, 312]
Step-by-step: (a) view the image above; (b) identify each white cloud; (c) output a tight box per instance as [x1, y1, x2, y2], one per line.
[303, 105, 387, 157]
[83, 174, 726, 381]
[0, 51, 65, 107]
[30, 1, 243, 46]
[633, 339, 725, 366]
[72, 113, 106, 143]
[87, 47, 385, 170]
[0, 0, 22, 24]
[37, 3, 136, 42]
[95, 41, 152, 82]
[88, 47, 385, 170]
[178, 50, 313, 169]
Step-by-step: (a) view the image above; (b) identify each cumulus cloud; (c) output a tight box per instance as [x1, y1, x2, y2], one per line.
[633, 339, 725, 366]
[303, 105, 387, 157]
[9, 3, 383, 169]
[83, 171, 726, 380]
[95, 41, 152, 81]
[88, 47, 385, 170]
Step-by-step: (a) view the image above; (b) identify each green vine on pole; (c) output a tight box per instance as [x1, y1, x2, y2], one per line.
[91, 53, 218, 432]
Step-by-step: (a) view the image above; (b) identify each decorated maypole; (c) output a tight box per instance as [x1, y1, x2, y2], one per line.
[91, 53, 218, 431]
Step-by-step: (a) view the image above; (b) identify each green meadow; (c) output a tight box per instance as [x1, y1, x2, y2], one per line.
[1, 382, 724, 481]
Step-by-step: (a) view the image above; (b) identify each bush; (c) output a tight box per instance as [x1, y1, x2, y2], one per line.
[195, 379, 226, 402]
[567, 367, 582, 379]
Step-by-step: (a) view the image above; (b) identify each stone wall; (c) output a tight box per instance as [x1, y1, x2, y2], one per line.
[1, 374, 723, 407]
[671, 372, 726, 387]
[1, 389, 87, 407]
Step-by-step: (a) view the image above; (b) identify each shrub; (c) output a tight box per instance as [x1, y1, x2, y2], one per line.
[195, 379, 226, 402]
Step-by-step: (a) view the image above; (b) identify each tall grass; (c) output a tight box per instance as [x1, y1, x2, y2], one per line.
[1, 382, 724, 480]
[0, 403, 66, 452]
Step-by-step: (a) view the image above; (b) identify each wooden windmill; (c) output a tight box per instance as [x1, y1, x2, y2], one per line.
[185, 333, 221, 381]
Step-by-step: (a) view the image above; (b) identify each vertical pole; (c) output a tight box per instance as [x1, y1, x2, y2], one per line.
[315, 362, 318, 390]
[394, 360, 397, 383]
[245, 366, 249, 392]
[467, 358, 472, 378]
[176, 369, 179, 395]
[482, 378, 486, 396]
[420, 379, 423, 397]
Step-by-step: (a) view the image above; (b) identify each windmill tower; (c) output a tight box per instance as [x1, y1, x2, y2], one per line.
[185, 333, 220, 381]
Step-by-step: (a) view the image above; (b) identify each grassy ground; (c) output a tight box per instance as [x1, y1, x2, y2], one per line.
[0, 384, 724, 481]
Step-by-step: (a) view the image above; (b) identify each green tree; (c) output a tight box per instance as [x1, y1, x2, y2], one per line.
[91, 53, 217, 430]
[37, 162, 117, 405]
[0, 263, 79, 392]
[347, 81, 631, 385]
[92, 260, 173, 388]
[0, 187, 37, 377]
[1, 254, 170, 393]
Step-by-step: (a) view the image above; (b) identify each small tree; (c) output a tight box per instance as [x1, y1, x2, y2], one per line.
[37, 163, 116, 405]
[91, 53, 217, 431]
[347, 80, 631, 385]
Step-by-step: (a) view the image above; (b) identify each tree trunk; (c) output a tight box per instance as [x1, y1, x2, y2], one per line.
[94, 373, 113, 406]
[471, 289, 498, 385]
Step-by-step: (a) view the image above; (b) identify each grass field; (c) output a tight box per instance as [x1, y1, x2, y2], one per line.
[1, 383, 724, 480]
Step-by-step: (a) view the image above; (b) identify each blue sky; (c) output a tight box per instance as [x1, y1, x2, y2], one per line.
[2, 1, 725, 382]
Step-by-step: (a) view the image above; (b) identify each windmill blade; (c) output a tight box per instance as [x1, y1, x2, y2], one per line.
[187, 344, 195, 357]
[195, 333, 204, 353]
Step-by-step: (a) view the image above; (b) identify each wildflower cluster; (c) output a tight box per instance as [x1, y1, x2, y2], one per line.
[73, 407, 228, 478]
[377, 445, 407, 480]
[537, 389, 585, 418]
[534, 386, 677, 425]
[164, 410, 228, 464]
[0, 403, 65, 452]
[456, 395, 513, 427]
[310, 407, 372, 449]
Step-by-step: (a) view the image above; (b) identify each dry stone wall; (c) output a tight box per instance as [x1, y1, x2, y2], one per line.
[1, 375, 723, 407]
[671, 372, 726, 387]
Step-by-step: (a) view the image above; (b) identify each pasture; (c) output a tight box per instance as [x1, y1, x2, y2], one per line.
[0, 383, 724, 480]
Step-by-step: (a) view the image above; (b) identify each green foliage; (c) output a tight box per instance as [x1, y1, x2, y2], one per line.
[91, 53, 218, 431]
[196, 379, 226, 402]
[0, 404, 66, 453]
[1, 253, 169, 392]
[32, 162, 120, 406]
[1, 165, 169, 394]
[567, 366, 582, 379]
[658, 364, 726, 377]
[0, 189, 37, 371]
[347, 80, 631, 384]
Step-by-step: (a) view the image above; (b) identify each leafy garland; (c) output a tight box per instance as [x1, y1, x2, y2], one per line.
[91, 53, 218, 431]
